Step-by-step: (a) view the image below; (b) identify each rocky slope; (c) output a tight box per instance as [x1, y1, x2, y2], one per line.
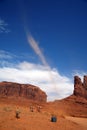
[0, 81, 47, 102]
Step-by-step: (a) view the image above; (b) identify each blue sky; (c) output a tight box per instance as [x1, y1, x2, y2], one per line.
[0, 0, 87, 101]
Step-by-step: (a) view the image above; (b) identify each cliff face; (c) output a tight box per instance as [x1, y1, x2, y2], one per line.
[74, 75, 87, 99]
[0, 82, 47, 102]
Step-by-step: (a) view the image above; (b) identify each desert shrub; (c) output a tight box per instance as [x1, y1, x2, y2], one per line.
[30, 106, 34, 112]
[15, 110, 21, 119]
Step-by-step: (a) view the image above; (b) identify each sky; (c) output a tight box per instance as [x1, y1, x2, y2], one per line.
[0, 0, 87, 101]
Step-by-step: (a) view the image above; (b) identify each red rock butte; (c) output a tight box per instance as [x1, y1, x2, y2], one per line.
[74, 75, 87, 99]
[0, 81, 47, 102]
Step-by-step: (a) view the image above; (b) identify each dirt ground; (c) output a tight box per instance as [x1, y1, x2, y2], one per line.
[66, 116, 87, 130]
[0, 101, 87, 130]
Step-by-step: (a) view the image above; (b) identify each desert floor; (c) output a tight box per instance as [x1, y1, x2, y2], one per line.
[0, 101, 87, 130]
[66, 116, 87, 130]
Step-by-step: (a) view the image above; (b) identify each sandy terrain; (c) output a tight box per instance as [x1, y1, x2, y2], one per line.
[0, 101, 87, 130]
[66, 116, 87, 130]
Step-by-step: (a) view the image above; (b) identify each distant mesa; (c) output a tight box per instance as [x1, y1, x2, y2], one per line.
[74, 75, 87, 99]
[0, 81, 47, 102]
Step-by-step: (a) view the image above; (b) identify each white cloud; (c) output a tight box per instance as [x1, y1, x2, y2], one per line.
[0, 19, 10, 33]
[0, 61, 74, 101]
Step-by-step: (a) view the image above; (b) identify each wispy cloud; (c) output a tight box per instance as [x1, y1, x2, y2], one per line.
[0, 18, 10, 33]
[27, 34, 48, 67]
[0, 50, 13, 59]
[0, 50, 74, 101]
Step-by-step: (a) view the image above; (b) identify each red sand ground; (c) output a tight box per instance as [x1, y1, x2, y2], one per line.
[0, 97, 87, 130]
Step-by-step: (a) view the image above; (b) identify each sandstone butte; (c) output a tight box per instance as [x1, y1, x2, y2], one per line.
[0, 81, 47, 102]
[74, 75, 87, 99]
